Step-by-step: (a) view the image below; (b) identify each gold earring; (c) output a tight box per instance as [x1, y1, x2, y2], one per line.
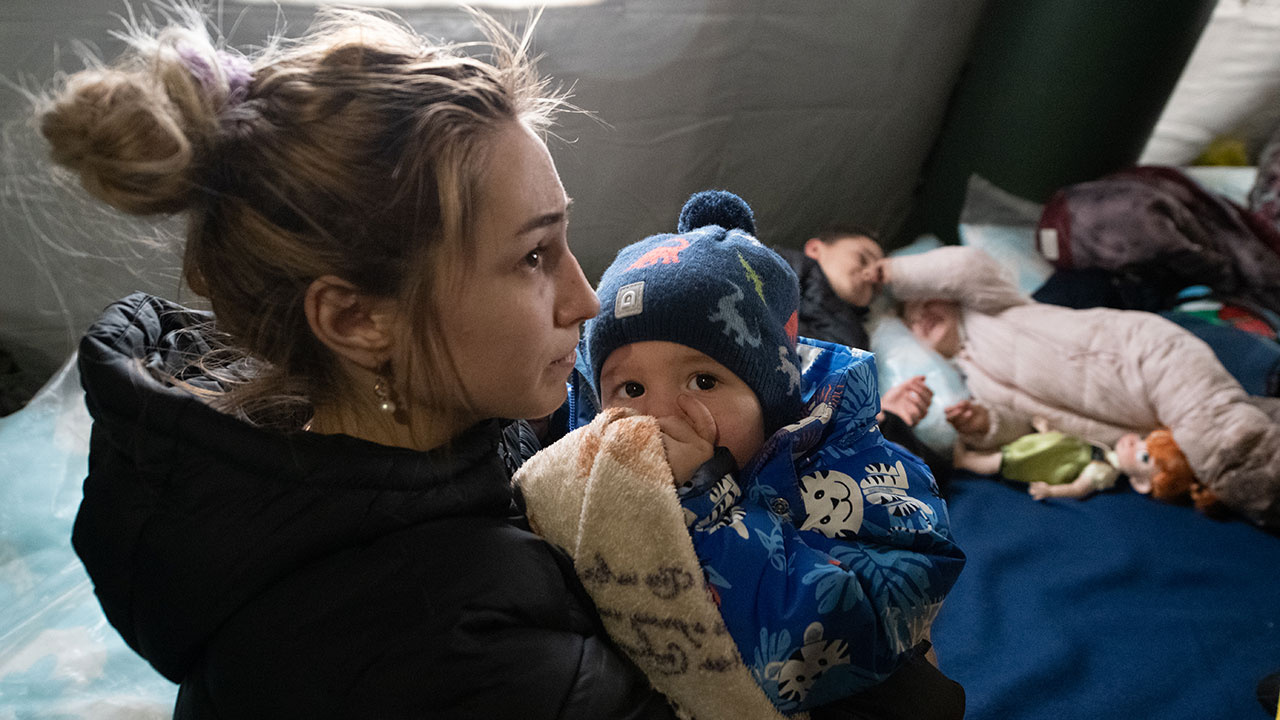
[373, 364, 400, 416]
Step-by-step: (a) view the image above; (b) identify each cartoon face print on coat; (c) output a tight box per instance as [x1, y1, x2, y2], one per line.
[766, 622, 851, 704]
[800, 460, 938, 538]
[798, 470, 864, 538]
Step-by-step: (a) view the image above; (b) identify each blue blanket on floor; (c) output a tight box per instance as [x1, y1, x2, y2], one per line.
[6, 357, 1277, 718]
[932, 472, 1280, 720]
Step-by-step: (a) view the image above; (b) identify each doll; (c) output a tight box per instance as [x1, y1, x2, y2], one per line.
[952, 428, 1121, 500]
[954, 426, 1225, 518]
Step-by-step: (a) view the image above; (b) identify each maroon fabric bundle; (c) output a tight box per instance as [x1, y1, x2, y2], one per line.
[1037, 165, 1280, 314]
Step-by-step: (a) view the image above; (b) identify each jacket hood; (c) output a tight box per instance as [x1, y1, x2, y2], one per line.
[73, 293, 515, 682]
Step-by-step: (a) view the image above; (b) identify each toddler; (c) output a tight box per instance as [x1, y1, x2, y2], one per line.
[517, 191, 965, 720]
[886, 245, 1280, 528]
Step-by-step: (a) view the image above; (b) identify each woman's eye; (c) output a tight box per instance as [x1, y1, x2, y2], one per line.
[692, 374, 717, 391]
[623, 381, 645, 398]
[1138, 451, 1151, 465]
[522, 248, 543, 269]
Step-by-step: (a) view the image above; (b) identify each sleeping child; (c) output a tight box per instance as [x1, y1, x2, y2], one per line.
[515, 191, 966, 720]
[883, 244, 1280, 529]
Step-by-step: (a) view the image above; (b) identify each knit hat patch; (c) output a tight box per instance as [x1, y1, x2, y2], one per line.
[585, 190, 802, 433]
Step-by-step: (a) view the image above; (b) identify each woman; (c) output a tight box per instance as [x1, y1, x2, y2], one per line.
[41, 7, 674, 718]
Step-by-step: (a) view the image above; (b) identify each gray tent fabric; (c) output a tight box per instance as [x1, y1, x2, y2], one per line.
[0, 0, 986, 385]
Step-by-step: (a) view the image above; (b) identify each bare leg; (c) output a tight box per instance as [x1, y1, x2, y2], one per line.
[951, 441, 1002, 475]
[1028, 476, 1096, 500]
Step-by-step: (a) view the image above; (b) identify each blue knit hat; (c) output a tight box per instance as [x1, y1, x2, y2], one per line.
[584, 190, 802, 433]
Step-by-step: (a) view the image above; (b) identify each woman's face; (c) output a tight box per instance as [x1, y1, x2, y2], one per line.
[433, 122, 599, 424]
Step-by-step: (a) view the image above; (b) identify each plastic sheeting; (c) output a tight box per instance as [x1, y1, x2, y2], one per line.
[1142, 0, 1280, 164]
[0, 356, 175, 719]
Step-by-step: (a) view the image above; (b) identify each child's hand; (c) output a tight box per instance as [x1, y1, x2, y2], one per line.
[656, 394, 718, 487]
[944, 399, 990, 436]
[879, 375, 932, 426]
[870, 257, 891, 285]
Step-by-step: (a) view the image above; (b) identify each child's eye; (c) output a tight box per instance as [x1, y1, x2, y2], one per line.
[1138, 451, 1151, 465]
[690, 374, 717, 391]
[623, 381, 645, 398]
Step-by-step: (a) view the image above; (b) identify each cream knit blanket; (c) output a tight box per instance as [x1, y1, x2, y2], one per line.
[515, 408, 792, 720]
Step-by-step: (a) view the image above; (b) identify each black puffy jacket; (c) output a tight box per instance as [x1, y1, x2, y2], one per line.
[73, 293, 676, 720]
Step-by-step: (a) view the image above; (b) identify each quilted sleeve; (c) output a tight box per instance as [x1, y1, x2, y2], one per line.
[888, 246, 1029, 314]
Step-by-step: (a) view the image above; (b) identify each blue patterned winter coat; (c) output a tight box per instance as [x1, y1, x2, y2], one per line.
[566, 336, 965, 713]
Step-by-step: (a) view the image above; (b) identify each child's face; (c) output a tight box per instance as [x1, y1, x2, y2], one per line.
[902, 300, 964, 358]
[599, 341, 766, 470]
[804, 235, 884, 307]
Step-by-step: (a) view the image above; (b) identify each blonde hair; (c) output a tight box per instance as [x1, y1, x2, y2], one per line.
[38, 6, 568, 426]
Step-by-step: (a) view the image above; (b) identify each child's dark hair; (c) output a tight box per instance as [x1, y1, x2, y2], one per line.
[812, 223, 881, 245]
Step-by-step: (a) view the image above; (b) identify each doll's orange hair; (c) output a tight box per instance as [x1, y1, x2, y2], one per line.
[1145, 428, 1224, 516]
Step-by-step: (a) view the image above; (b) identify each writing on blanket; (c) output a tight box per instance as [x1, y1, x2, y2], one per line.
[579, 552, 697, 599]
[597, 607, 739, 675]
[646, 566, 697, 599]
[579, 551, 640, 586]
[580, 552, 736, 676]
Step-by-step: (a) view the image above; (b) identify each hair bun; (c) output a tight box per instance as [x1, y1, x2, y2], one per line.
[38, 28, 244, 216]
[677, 189, 756, 236]
[41, 69, 199, 215]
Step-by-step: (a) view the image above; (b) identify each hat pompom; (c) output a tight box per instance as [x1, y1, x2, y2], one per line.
[677, 190, 756, 236]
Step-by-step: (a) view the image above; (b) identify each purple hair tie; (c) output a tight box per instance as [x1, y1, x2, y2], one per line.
[178, 44, 253, 108]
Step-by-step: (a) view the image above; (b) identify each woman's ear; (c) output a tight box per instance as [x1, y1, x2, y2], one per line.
[304, 275, 399, 371]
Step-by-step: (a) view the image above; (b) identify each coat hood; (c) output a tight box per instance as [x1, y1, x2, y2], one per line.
[73, 293, 515, 682]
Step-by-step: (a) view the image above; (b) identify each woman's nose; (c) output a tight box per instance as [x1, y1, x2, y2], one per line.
[556, 254, 600, 328]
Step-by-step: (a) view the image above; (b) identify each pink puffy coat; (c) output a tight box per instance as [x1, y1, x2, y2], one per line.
[888, 245, 1280, 530]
